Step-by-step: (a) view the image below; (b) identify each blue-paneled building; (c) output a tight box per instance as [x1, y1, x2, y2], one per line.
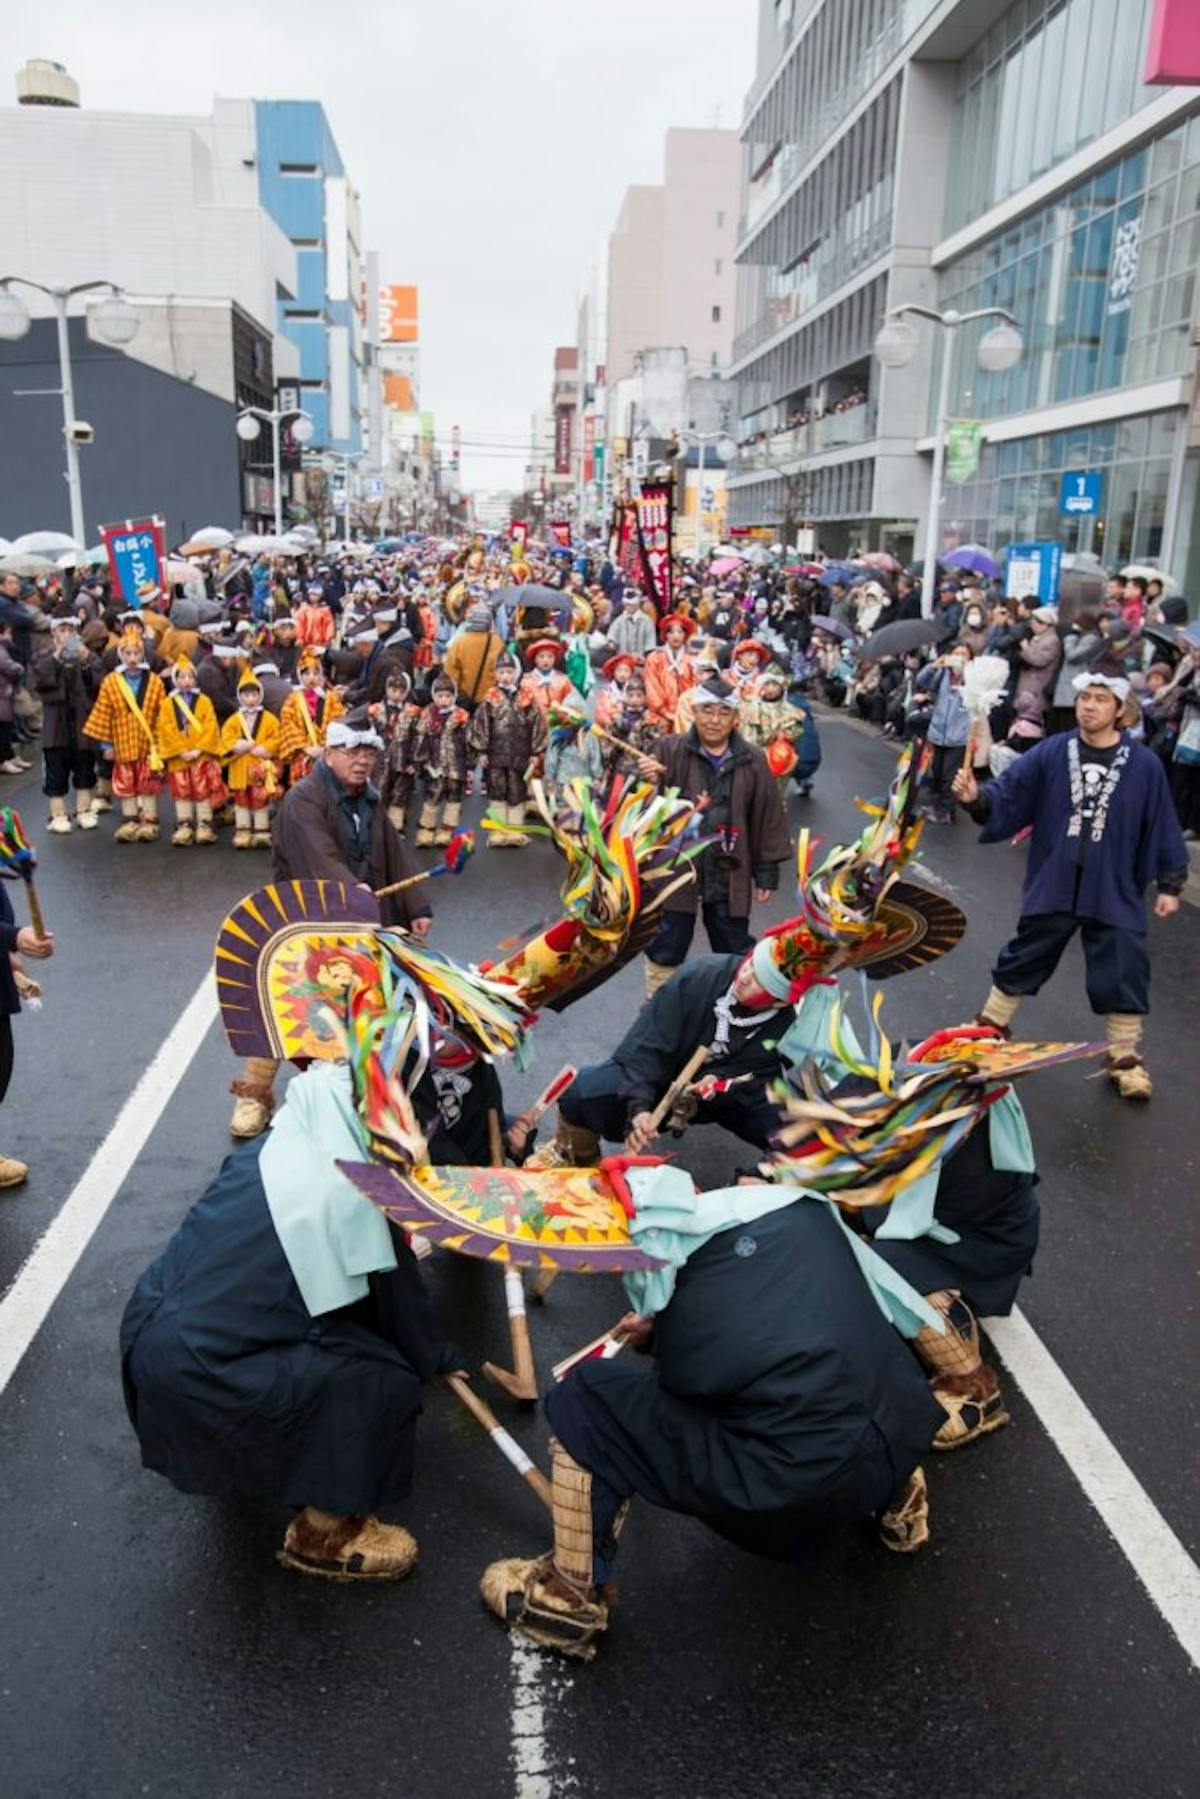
[254, 100, 363, 454]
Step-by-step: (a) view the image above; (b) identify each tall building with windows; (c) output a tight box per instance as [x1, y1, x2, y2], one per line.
[728, 0, 1200, 575]
[254, 100, 365, 455]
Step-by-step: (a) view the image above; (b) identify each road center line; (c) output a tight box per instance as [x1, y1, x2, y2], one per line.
[0, 971, 218, 1397]
[987, 1307, 1200, 1669]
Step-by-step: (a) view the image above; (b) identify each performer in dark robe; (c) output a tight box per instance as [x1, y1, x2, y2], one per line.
[528, 939, 846, 1167]
[121, 1090, 456, 1582]
[482, 1163, 944, 1660]
[858, 1094, 1039, 1449]
[954, 672, 1187, 1098]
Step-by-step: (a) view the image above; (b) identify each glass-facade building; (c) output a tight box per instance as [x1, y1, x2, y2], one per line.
[728, 0, 1200, 579]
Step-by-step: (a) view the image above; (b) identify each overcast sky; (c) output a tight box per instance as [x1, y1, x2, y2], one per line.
[8, 0, 757, 489]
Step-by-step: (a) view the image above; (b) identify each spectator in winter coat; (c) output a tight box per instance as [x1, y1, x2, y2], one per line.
[1013, 608, 1063, 729]
[0, 623, 29, 775]
[1049, 610, 1104, 732]
[915, 643, 974, 823]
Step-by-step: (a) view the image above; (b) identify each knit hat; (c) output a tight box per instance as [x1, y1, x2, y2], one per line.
[694, 675, 740, 709]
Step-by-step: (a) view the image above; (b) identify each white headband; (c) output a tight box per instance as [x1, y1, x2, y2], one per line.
[326, 720, 383, 751]
[1073, 672, 1130, 702]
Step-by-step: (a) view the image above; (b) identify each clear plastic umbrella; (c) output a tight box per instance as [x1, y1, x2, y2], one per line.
[11, 530, 82, 556]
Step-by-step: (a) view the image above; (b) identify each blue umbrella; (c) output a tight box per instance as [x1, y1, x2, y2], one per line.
[816, 562, 867, 588]
[943, 544, 1000, 579]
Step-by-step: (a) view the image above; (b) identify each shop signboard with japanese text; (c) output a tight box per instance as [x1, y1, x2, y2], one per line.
[1005, 541, 1062, 607]
[99, 515, 167, 600]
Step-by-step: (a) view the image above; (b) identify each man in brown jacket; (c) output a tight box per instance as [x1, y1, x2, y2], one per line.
[228, 710, 432, 1139]
[640, 675, 791, 995]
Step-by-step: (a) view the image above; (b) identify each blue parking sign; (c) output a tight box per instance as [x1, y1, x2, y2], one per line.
[1060, 471, 1103, 517]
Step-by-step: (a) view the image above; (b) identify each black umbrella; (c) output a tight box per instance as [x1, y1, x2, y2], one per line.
[508, 583, 572, 618]
[860, 617, 954, 661]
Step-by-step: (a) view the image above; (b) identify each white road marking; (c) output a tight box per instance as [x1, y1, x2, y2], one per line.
[987, 1306, 1200, 1670]
[508, 1639, 556, 1799]
[0, 972, 218, 1397]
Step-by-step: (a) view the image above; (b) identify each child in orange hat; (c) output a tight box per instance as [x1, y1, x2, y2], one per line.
[83, 626, 167, 842]
[156, 655, 225, 845]
[219, 668, 281, 848]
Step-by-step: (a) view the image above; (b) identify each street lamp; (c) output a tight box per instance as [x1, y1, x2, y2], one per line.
[335, 448, 369, 541]
[0, 276, 141, 544]
[673, 428, 737, 556]
[874, 303, 1023, 617]
[235, 405, 315, 536]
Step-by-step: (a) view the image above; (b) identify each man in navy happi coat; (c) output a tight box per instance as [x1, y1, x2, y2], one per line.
[953, 672, 1186, 1098]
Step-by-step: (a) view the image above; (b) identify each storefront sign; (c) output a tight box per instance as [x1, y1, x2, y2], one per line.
[1005, 541, 1062, 606]
[1060, 470, 1103, 517]
[554, 406, 572, 476]
[99, 515, 167, 600]
[945, 420, 984, 485]
[582, 414, 596, 485]
[1144, 0, 1200, 82]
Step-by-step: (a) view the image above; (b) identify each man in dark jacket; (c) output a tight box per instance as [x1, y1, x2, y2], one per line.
[482, 1165, 941, 1659]
[228, 711, 432, 1141]
[640, 676, 791, 995]
[30, 618, 103, 830]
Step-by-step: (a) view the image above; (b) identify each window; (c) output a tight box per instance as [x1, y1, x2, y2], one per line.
[712, 305, 722, 323]
[291, 237, 320, 248]
[279, 162, 319, 175]
[285, 309, 322, 320]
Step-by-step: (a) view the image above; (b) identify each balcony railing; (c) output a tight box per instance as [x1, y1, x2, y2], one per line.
[733, 402, 874, 475]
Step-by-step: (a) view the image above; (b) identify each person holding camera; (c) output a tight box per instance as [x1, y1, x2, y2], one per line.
[30, 616, 103, 830]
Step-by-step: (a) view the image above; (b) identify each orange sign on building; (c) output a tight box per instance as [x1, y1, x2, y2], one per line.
[378, 285, 419, 343]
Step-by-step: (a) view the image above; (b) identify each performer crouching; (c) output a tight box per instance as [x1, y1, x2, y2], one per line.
[482, 1161, 941, 1658]
[121, 1066, 456, 1581]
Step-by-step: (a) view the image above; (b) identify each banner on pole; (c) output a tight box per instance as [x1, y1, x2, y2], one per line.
[635, 481, 674, 614]
[549, 521, 571, 549]
[99, 515, 167, 600]
[945, 421, 984, 485]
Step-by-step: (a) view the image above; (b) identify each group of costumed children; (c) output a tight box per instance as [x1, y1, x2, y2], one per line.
[76, 614, 815, 853]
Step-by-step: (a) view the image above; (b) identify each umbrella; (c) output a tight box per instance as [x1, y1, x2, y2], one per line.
[55, 545, 106, 569]
[859, 550, 901, 574]
[809, 614, 855, 641]
[10, 530, 81, 556]
[178, 528, 234, 555]
[163, 557, 203, 584]
[860, 617, 954, 661]
[508, 583, 572, 617]
[1121, 563, 1179, 592]
[943, 544, 1000, 579]
[816, 562, 867, 588]
[709, 555, 744, 577]
[0, 553, 58, 577]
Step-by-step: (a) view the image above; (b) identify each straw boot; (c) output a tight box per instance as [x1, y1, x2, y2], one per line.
[251, 808, 272, 849]
[879, 1467, 929, 1553]
[481, 1442, 610, 1660]
[524, 1117, 601, 1171]
[416, 800, 438, 848]
[643, 958, 677, 1000]
[171, 800, 195, 846]
[504, 802, 530, 846]
[278, 1508, 418, 1582]
[194, 801, 216, 845]
[914, 1289, 1009, 1449]
[230, 1056, 279, 1137]
[47, 796, 72, 835]
[435, 799, 461, 848]
[114, 798, 141, 843]
[232, 804, 253, 850]
[75, 788, 98, 830]
[136, 794, 160, 842]
[1105, 1013, 1152, 1099]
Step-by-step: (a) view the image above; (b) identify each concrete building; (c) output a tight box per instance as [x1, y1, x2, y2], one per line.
[0, 72, 296, 537]
[606, 127, 740, 388]
[727, 0, 1200, 573]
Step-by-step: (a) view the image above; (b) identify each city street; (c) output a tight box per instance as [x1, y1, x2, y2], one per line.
[0, 717, 1196, 1799]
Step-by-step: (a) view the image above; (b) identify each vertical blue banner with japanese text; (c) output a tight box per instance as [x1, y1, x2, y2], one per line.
[99, 516, 167, 601]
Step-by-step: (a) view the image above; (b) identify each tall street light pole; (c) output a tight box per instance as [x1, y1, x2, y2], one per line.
[0, 277, 140, 544]
[874, 304, 1023, 618]
[673, 428, 738, 557]
[235, 406, 315, 535]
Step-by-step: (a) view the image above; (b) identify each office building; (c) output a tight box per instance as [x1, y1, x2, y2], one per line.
[254, 100, 365, 455]
[727, 0, 1200, 576]
[606, 127, 740, 388]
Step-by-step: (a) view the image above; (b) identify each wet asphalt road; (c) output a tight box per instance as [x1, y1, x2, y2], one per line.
[0, 718, 1196, 1799]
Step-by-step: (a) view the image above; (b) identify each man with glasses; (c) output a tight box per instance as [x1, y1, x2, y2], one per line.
[228, 712, 432, 1139]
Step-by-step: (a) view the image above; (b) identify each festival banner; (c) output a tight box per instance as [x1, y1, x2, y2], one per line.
[615, 500, 643, 592]
[510, 520, 529, 553]
[945, 420, 984, 485]
[582, 414, 596, 485]
[635, 481, 674, 614]
[99, 515, 167, 600]
[549, 520, 571, 549]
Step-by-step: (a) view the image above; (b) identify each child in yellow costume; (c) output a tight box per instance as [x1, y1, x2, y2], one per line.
[218, 668, 281, 849]
[156, 655, 225, 846]
[276, 650, 345, 787]
[83, 626, 167, 843]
